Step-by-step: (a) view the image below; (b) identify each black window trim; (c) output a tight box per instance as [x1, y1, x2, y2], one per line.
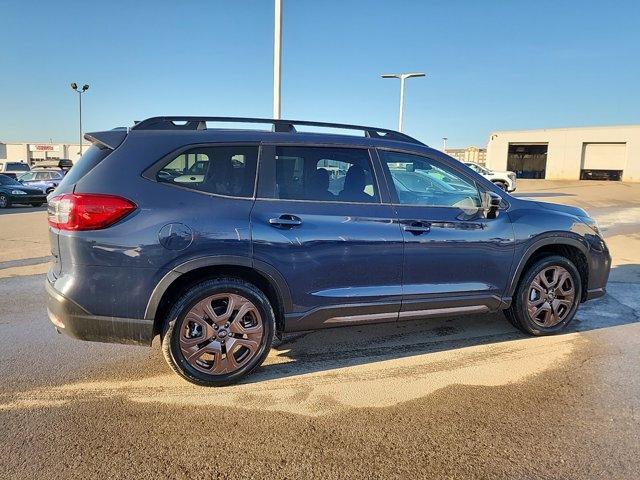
[141, 142, 262, 200]
[255, 143, 388, 205]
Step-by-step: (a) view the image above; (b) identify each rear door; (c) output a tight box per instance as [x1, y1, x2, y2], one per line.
[378, 149, 515, 317]
[251, 145, 404, 331]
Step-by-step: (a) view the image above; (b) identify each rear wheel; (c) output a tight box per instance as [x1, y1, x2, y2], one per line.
[0, 194, 9, 208]
[162, 277, 275, 386]
[505, 255, 582, 335]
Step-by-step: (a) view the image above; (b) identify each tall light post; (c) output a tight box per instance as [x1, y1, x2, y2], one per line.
[70, 83, 89, 156]
[380, 72, 425, 132]
[273, 0, 282, 119]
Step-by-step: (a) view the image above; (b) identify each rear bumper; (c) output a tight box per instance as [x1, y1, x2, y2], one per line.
[46, 279, 154, 346]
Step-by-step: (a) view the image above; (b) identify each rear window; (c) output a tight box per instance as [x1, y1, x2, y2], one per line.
[6, 163, 30, 172]
[55, 146, 111, 191]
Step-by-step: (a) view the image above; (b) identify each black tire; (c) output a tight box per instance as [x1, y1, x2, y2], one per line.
[493, 181, 508, 191]
[161, 277, 275, 386]
[0, 194, 10, 209]
[505, 255, 582, 335]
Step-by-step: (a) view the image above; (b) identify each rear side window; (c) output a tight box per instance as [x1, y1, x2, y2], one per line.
[156, 145, 258, 198]
[56, 146, 111, 191]
[272, 146, 379, 203]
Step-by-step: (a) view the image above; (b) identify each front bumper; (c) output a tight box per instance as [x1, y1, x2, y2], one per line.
[10, 193, 46, 204]
[586, 287, 606, 300]
[46, 280, 154, 346]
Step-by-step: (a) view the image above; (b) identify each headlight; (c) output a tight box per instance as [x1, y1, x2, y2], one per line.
[580, 216, 600, 235]
[11, 190, 27, 195]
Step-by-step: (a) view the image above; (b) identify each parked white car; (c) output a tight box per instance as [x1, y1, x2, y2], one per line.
[464, 162, 517, 192]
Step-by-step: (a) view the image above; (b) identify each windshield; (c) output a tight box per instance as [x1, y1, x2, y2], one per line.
[0, 175, 21, 186]
[468, 163, 489, 174]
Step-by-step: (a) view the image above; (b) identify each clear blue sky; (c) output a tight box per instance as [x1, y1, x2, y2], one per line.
[1, 0, 638, 147]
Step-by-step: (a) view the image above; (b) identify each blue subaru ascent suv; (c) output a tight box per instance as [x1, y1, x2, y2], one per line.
[46, 117, 611, 386]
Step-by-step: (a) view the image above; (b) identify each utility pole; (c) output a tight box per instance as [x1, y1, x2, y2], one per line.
[273, 0, 282, 119]
[380, 72, 425, 132]
[70, 83, 89, 156]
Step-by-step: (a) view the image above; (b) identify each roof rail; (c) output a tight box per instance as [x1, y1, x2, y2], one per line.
[131, 116, 425, 145]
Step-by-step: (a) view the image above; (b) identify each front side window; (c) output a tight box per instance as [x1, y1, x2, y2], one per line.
[18, 172, 36, 181]
[381, 151, 481, 208]
[156, 145, 258, 198]
[273, 146, 379, 203]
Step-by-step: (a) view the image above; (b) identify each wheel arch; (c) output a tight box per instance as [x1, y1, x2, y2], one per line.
[146, 256, 292, 335]
[507, 237, 589, 302]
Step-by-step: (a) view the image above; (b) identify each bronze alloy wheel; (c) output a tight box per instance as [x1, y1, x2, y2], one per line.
[179, 293, 264, 375]
[526, 265, 576, 328]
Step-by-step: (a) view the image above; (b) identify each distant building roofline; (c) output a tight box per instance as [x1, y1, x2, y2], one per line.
[489, 123, 640, 136]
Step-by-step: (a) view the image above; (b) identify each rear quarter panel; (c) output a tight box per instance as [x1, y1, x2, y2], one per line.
[55, 132, 254, 319]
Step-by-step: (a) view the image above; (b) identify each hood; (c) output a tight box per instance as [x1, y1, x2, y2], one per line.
[535, 201, 589, 218]
[1, 185, 44, 195]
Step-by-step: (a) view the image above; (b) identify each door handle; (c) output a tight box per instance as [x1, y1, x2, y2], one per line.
[402, 222, 431, 235]
[268, 214, 303, 228]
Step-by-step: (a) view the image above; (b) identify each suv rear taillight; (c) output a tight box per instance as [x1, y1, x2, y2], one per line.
[48, 193, 136, 231]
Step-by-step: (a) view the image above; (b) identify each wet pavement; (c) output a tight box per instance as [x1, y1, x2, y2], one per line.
[1, 181, 639, 479]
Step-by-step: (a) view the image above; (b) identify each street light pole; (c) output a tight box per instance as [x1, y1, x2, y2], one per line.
[381, 72, 425, 132]
[70, 83, 89, 156]
[273, 0, 282, 119]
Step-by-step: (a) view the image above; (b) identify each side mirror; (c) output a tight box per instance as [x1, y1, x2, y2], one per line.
[484, 191, 502, 219]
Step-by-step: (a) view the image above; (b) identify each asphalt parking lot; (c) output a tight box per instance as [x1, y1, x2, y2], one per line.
[1, 180, 639, 479]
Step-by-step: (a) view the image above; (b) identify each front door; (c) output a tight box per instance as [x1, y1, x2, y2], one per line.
[378, 149, 515, 318]
[251, 145, 404, 331]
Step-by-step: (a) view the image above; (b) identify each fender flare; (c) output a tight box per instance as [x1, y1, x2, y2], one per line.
[506, 235, 589, 298]
[144, 255, 293, 321]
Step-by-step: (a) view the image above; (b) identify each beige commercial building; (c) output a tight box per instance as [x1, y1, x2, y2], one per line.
[486, 125, 640, 181]
[0, 141, 89, 167]
[445, 146, 487, 165]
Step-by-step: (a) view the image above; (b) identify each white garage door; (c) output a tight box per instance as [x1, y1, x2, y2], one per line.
[581, 143, 626, 170]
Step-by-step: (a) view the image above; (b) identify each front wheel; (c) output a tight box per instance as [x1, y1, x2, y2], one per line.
[162, 277, 275, 386]
[505, 255, 582, 335]
[0, 194, 9, 208]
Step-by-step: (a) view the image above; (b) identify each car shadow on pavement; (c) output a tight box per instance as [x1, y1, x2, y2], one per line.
[244, 264, 639, 385]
